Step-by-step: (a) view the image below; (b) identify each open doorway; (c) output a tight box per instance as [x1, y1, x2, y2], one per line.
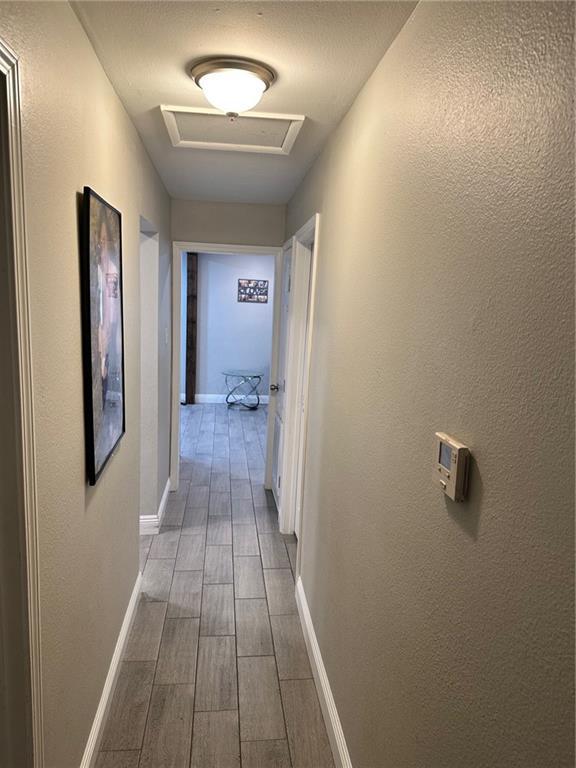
[171, 242, 282, 491]
[182, 250, 275, 406]
[176, 246, 277, 498]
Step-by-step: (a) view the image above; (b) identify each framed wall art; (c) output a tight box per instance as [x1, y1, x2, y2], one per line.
[80, 187, 126, 485]
[238, 278, 269, 303]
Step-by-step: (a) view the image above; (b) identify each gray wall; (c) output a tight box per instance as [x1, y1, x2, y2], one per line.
[196, 252, 275, 397]
[287, 2, 574, 767]
[171, 198, 286, 246]
[0, 4, 171, 766]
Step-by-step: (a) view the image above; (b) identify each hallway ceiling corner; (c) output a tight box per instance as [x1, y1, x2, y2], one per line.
[73, 1, 417, 205]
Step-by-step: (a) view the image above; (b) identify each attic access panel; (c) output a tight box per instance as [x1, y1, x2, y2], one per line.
[161, 105, 305, 155]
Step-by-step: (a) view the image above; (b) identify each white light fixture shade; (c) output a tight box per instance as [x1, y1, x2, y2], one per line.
[197, 68, 266, 114]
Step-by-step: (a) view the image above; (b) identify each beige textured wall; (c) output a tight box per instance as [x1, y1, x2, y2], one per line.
[287, 3, 574, 766]
[0, 4, 171, 766]
[172, 198, 286, 246]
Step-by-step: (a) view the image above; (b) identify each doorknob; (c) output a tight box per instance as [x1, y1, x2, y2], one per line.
[270, 384, 279, 392]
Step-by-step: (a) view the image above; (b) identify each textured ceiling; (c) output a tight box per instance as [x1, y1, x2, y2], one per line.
[73, 1, 416, 204]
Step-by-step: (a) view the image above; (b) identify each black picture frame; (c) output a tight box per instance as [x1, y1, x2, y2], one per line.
[80, 187, 126, 485]
[238, 278, 269, 303]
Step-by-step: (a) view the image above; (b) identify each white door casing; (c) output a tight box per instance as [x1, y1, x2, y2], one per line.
[139, 225, 160, 528]
[170, 241, 282, 493]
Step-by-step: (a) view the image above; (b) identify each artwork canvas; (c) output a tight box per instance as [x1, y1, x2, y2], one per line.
[80, 187, 125, 485]
[238, 278, 269, 303]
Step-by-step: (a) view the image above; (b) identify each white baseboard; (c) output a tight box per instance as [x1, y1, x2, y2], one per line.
[295, 576, 352, 768]
[195, 393, 270, 404]
[139, 478, 170, 535]
[180, 391, 185, 403]
[80, 572, 142, 768]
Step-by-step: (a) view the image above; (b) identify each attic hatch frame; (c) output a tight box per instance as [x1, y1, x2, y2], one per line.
[161, 104, 305, 155]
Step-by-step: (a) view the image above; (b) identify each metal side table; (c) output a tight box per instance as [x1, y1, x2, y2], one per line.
[223, 370, 263, 410]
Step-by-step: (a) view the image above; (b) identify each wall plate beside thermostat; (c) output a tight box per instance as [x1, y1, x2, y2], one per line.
[434, 432, 470, 502]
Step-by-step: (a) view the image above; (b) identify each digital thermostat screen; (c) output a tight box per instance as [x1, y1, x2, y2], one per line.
[439, 442, 452, 470]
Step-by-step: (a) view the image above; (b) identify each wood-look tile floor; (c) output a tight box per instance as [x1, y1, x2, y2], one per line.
[97, 404, 334, 768]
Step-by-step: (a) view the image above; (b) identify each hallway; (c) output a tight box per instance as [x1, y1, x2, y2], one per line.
[1, 2, 573, 767]
[97, 404, 333, 768]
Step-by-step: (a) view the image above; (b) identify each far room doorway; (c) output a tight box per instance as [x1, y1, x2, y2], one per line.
[171, 242, 282, 497]
[180, 250, 276, 409]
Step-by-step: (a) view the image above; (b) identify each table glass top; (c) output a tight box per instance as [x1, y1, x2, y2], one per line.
[222, 370, 263, 378]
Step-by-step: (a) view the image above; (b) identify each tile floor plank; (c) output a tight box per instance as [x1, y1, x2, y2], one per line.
[238, 656, 286, 741]
[234, 557, 265, 599]
[212, 457, 230, 474]
[231, 497, 255, 524]
[182, 507, 208, 536]
[204, 545, 233, 584]
[123, 601, 167, 661]
[187, 485, 210, 509]
[100, 661, 155, 751]
[155, 617, 200, 685]
[280, 679, 334, 768]
[95, 751, 141, 768]
[148, 528, 181, 559]
[264, 569, 297, 615]
[251, 484, 274, 508]
[209, 492, 231, 516]
[139, 684, 195, 768]
[207, 517, 232, 546]
[163, 500, 185, 527]
[200, 584, 235, 636]
[259, 532, 290, 569]
[230, 463, 249, 481]
[175, 534, 205, 571]
[235, 599, 273, 657]
[249, 468, 265, 484]
[241, 740, 292, 768]
[190, 710, 240, 768]
[167, 571, 202, 618]
[140, 535, 153, 570]
[191, 464, 211, 486]
[210, 473, 231, 492]
[141, 559, 175, 602]
[270, 614, 312, 680]
[284, 535, 298, 573]
[179, 461, 193, 479]
[232, 524, 259, 557]
[231, 479, 252, 500]
[170, 480, 191, 501]
[255, 506, 279, 533]
[195, 636, 237, 711]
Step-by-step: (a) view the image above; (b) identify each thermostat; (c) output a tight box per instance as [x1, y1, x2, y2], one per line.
[434, 432, 470, 502]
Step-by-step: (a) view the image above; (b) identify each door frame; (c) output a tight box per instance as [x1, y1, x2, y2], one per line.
[138, 219, 160, 533]
[170, 241, 282, 491]
[1, 38, 43, 767]
[272, 214, 320, 537]
[268, 239, 292, 507]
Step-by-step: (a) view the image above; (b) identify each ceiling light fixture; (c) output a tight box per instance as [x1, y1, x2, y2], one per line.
[189, 57, 276, 117]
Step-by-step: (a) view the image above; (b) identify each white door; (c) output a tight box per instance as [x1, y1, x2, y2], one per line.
[293, 239, 314, 539]
[271, 243, 292, 507]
